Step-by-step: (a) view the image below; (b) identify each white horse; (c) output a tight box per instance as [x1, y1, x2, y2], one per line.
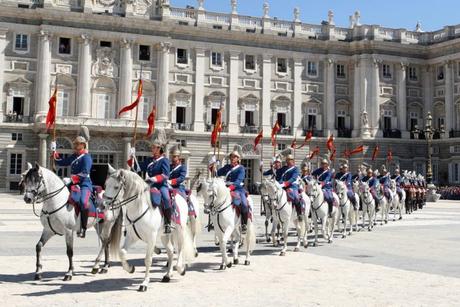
[258, 180, 278, 243]
[359, 181, 376, 231]
[186, 193, 202, 257]
[335, 181, 356, 238]
[200, 178, 256, 267]
[103, 166, 194, 292]
[264, 178, 308, 255]
[390, 179, 404, 221]
[376, 184, 390, 225]
[305, 179, 339, 245]
[21, 162, 121, 281]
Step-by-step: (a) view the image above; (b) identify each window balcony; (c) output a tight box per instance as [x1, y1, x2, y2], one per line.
[303, 129, 323, 137]
[449, 130, 460, 138]
[205, 123, 229, 133]
[240, 125, 259, 134]
[278, 126, 292, 135]
[411, 131, 426, 140]
[337, 128, 352, 138]
[171, 123, 193, 131]
[383, 129, 402, 138]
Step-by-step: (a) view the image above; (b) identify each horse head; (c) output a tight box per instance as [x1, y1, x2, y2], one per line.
[22, 162, 44, 204]
[103, 164, 127, 208]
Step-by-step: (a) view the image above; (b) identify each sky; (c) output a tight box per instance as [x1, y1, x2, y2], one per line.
[170, 0, 459, 31]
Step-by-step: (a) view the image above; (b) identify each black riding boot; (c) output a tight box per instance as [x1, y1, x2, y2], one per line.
[79, 210, 88, 238]
[328, 202, 333, 217]
[163, 208, 172, 234]
[241, 210, 248, 234]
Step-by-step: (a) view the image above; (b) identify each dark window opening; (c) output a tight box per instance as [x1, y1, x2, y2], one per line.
[308, 115, 316, 129]
[213, 25, 223, 30]
[245, 111, 254, 126]
[410, 118, 418, 131]
[245, 55, 255, 70]
[277, 58, 287, 73]
[12, 133, 23, 141]
[176, 106, 186, 124]
[13, 97, 24, 116]
[58, 37, 71, 54]
[139, 45, 151, 61]
[277, 113, 286, 127]
[177, 48, 188, 64]
[100, 41, 112, 48]
[211, 108, 219, 125]
[384, 116, 392, 130]
[337, 116, 345, 130]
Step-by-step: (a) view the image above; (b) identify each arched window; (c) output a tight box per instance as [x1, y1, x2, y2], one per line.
[52, 75, 76, 117]
[205, 91, 227, 132]
[302, 98, 322, 134]
[407, 102, 424, 131]
[335, 99, 351, 133]
[433, 101, 445, 130]
[92, 77, 116, 119]
[239, 94, 260, 134]
[171, 89, 192, 131]
[380, 100, 397, 131]
[271, 96, 292, 131]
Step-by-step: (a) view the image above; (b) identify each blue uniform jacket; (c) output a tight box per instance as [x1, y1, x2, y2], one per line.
[312, 167, 333, 190]
[169, 163, 187, 193]
[279, 165, 300, 189]
[140, 156, 170, 189]
[56, 152, 93, 188]
[263, 168, 283, 183]
[378, 174, 391, 188]
[391, 175, 402, 187]
[335, 172, 352, 189]
[217, 164, 245, 191]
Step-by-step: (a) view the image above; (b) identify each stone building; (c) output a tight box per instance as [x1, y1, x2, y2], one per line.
[0, 0, 459, 191]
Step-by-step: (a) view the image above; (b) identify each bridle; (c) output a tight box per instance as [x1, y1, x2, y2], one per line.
[337, 184, 350, 208]
[310, 182, 325, 212]
[103, 177, 144, 210]
[207, 182, 231, 216]
[24, 173, 67, 218]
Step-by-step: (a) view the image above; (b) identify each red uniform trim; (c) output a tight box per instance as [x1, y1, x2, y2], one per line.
[171, 179, 177, 185]
[71, 175, 80, 184]
[155, 175, 164, 183]
[229, 185, 236, 191]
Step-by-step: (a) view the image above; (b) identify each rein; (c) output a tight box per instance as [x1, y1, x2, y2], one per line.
[29, 176, 67, 218]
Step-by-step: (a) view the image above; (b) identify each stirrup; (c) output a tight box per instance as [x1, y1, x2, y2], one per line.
[78, 228, 86, 238]
[164, 224, 172, 234]
[241, 224, 247, 234]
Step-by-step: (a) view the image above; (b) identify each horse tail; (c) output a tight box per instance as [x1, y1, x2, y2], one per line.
[245, 219, 257, 253]
[182, 222, 195, 264]
[108, 209, 123, 260]
[190, 195, 202, 236]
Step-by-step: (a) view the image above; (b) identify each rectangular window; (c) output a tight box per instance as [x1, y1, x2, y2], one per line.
[211, 108, 219, 125]
[277, 113, 286, 127]
[245, 111, 254, 126]
[384, 116, 392, 130]
[10, 153, 22, 175]
[12, 133, 23, 141]
[177, 48, 188, 65]
[57, 91, 69, 117]
[15, 34, 28, 51]
[383, 64, 392, 78]
[409, 66, 418, 81]
[245, 55, 256, 71]
[336, 64, 346, 78]
[141, 97, 150, 121]
[277, 143, 286, 150]
[211, 52, 223, 67]
[96, 94, 111, 119]
[139, 45, 151, 61]
[437, 66, 444, 81]
[58, 37, 71, 55]
[100, 41, 112, 48]
[13, 97, 24, 116]
[277, 58, 287, 73]
[307, 61, 317, 76]
[308, 115, 316, 129]
[438, 117, 445, 129]
[176, 106, 186, 124]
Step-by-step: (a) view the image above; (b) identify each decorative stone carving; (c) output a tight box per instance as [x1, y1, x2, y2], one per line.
[132, 0, 153, 16]
[97, 0, 116, 7]
[354, 11, 361, 26]
[328, 10, 335, 26]
[197, 0, 204, 10]
[156, 41, 172, 53]
[415, 21, 422, 32]
[293, 7, 300, 22]
[56, 64, 72, 75]
[231, 0, 237, 14]
[361, 110, 371, 138]
[92, 48, 118, 77]
[263, 1, 269, 18]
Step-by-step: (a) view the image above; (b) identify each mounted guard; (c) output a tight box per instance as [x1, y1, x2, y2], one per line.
[335, 161, 358, 210]
[52, 126, 93, 238]
[311, 157, 335, 215]
[278, 148, 304, 221]
[140, 129, 172, 234]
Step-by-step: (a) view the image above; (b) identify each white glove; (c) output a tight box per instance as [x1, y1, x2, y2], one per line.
[259, 161, 264, 167]
[216, 160, 221, 167]
[63, 177, 72, 186]
[129, 147, 136, 156]
[208, 155, 217, 166]
[146, 175, 157, 184]
[50, 141, 57, 152]
[167, 180, 172, 185]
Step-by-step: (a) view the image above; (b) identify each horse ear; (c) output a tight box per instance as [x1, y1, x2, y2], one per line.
[107, 164, 116, 176]
[27, 162, 33, 171]
[34, 161, 40, 170]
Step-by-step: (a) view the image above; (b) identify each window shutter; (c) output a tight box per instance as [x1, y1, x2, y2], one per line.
[450, 146, 455, 154]
[206, 106, 212, 125]
[345, 115, 351, 129]
[185, 105, 191, 124]
[6, 96, 13, 114]
[171, 105, 177, 124]
[391, 116, 397, 130]
[23, 98, 30, 117]
[240, 107, 245, 127]
[254, 109, 259, 126]
[316, 114, 322, 130]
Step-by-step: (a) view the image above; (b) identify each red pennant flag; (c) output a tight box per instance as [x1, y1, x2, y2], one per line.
[296, 130, 313, 149]
[271, 121, 281, 146]
[253, 130, 263, 151]
[326, 134, 335, 152]
[387, 149, 393, 162]
[211, 108, 223, 147]
[118, 79, 143, 116]
[349, 145, 364, 156]
[309, 146, 320, 160]
[330, 148, 337, 162]
[371, 145, 380, 161]
[46, 87, 57, 130]
[342, 149, 351, 159]
[146, 104, 156, 137]
[127, 157, 134, 168]
[290, 137, 297, 149]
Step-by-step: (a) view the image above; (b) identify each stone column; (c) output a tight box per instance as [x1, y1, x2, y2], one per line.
[76, 34, 92, 118]
[445, 61, 454, 136]
[396, 62, 408, 136]
[293, 58, 303, 134]
[324, 58, 336, 135]
[38, 133, 49, 168]
[35, 31, 52, 118]
[352, 58, 361, 137]
[193, 48, 205, 132]
[261, 54, 272, 136]
[370, 58, 381, 137]
[422, 65, 432, 115]
[118, 39, 133, 120]
[0, 29, 6, 122]
[156, 42, 171, 127]
[228, 50, 239, 134]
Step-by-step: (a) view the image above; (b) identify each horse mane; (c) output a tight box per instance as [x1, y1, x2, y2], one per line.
[119, 169, 148, 196]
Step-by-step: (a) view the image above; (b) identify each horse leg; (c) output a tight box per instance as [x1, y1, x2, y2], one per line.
[271, 220, 277, 247]
[313, 215, 319, 247]
[63, 230, 74, 281]
[328, 213, 336, 243]
[174, 227, 187, 276]
[138, 236, 157, 292]
[264, 219, 270, 243]
[34, 230, 54, 280]
[232, 230, 240, 265]
[161, 235, 175, 282]
[280, 222, 288, 256]
[190, 217, 199, 257]
[119, 233, 137, 274]
[219, 226, 233, 270]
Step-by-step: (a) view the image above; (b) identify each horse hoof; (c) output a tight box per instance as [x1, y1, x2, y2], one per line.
[99, 268, 108, 274]
[266, 237, 271, 243]
[393, 219, 396, 222]
[91, 267, 99, 275]
[215, 242, 220, 246]
[385, 220, 388, 224]
[164, 261, 170, 268]
[227, 262, 232, 268]
[138, 285, 147, 292]
[294, 247, 299, 252]
[312, 242, 317, 247]
[63, 275, 72, 281]
[303, 243, 308, 249]
[233, 259, 239, 265]
[244, 260, 250, 266]
[279, 251, 286, 256]
[368, 228, 372, 232]
[328, 239, 332, 244]
[161, 276, 171, 283]
[154, 247, 161, 255]
[129, 266, 135, 274]
[219, 264, 226, 270]
[399, 217, 402, 220]
[195, 252, 199, 258]
[227, 248, 233, 253]
[342, 235, 346, 239]
[34, 274, 42, 281]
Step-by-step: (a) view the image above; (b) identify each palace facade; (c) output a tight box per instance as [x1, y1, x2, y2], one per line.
[0, 0, 460, 191]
